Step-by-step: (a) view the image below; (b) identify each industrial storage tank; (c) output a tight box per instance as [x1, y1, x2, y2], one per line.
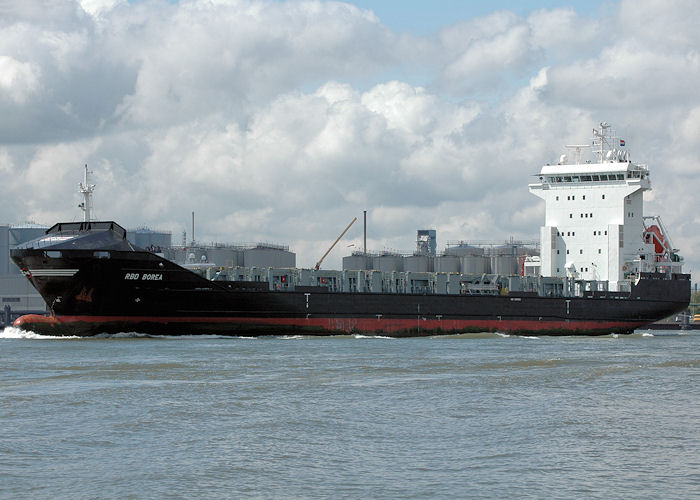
[444, 244, 485, 257]
[461, 255, 489, 274]
[244, 245, 296, 268]
[205, 247, 242, 267]
[490, 255, 518, 275]
[376, 254, 404, 272]
[434, 255, 460, 273]
[128, 228, 172, 250]
[342, 254, 370, 271]
[485, 245, 519, 276]
[166, 246, 243, 267]
[404, 255, 430, 272]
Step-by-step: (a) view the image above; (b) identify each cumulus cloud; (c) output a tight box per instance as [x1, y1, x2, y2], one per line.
[108, 0, 400, 129]
[0, 0, 698, 279]
[0, 56, 41, 104]
[438, 12, 535, 93]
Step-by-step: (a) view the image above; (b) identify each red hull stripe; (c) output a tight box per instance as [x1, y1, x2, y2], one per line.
[14, 314, 646, 333]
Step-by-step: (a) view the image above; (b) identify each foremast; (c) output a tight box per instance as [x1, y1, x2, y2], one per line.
[78, 164, 95, 222]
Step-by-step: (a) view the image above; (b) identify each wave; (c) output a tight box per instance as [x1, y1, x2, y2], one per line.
[0, 326, 80, 340]
[476, 358, 565, 370]
[0, 327, 253, 340]
[352, 334, 394, 339]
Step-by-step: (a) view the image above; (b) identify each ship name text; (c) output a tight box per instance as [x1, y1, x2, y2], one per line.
[124, 273, 163, 281]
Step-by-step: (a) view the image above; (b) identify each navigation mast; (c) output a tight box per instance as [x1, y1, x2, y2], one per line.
[592, 121, 613, 163]
[78, 164, 95, 222]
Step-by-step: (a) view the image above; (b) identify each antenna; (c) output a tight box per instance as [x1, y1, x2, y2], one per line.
[592, 122, 615, 163]
[78, 164, 95, 222]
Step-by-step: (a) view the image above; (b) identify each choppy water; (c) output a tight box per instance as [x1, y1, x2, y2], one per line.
[1, 328, 699, 499]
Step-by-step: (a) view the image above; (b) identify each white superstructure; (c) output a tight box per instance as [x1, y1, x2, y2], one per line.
[529, 122, 682, 291]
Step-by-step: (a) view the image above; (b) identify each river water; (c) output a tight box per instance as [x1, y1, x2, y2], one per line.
[1, 328, 699, 499]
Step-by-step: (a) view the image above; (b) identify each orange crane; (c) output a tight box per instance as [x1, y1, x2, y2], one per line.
[314, 217, 357, 270]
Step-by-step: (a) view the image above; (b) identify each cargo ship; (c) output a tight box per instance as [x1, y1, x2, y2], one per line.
[10, 123, 691, 336]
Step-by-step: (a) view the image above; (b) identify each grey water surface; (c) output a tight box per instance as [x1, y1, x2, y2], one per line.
[1, 328, 699, 499]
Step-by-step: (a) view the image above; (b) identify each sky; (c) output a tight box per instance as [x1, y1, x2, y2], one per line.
[1, 0, 699, 279]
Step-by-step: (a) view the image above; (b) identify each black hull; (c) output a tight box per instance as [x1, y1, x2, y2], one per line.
[11, 244, 691, 337]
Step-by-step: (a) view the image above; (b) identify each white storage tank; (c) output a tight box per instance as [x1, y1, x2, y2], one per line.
[404, 255, 430, 272]
[205, 247, 242, 267]
[128, 228, 172, 250]
[486, 245, 519, 276]
[444, 244, 485, 257]
[244, 245, 296, 268]
[461, 255, 489, 274]
[435, 255, 460, 273]
[491, 255, 518, 275]
[377, 255, 404, 272]
[342, 254, 370, 270]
